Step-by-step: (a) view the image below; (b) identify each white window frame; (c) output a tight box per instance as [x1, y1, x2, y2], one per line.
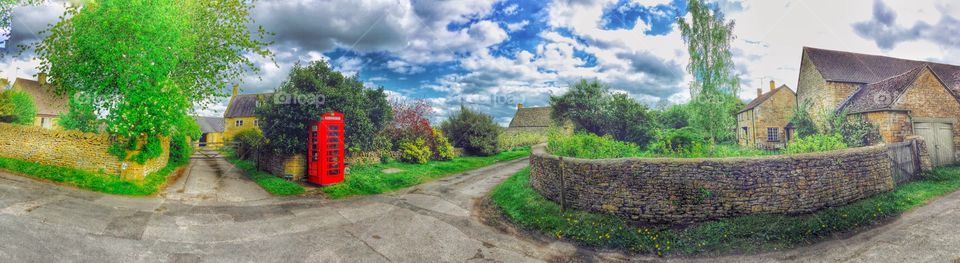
[235, 120, 244, 127]
[767, 127, 779, 142]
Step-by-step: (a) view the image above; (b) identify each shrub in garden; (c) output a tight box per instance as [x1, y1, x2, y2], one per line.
[440, 106, 501, 156]
[648, 127, 709, 156]
[429, 128, 455, 161]
[498, 131, 547, 150]
[0, 90, 37, 125]
[383, 99, 434, 144]
[548, 131, 642, 159]
[786, 134, 847, 154]
[233, 129, 266, 160]
[398, 138, 431, 164]
[655, 103, 690, 129]
[549, 79, 656, 146]
[826, 111, 881, 147]
[789, 99, 818, 138]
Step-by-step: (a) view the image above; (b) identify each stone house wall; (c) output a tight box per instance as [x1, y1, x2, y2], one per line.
[796, 53, 861, 123]
[737, 86, 796, 149]
[0, 123, 169, 180]
[529, 143, 899, 224]
[257, 153, 306, 181]
[894, 69, 960, 162]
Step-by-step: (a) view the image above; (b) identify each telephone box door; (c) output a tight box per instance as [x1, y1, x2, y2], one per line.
[309, 112, 345, 185]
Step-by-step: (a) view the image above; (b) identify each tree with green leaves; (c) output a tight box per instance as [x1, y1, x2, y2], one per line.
[256, 60, 393, 155]
[549, 79, 656, 146]
[678, 0, 741, 143]
[441, 106, 502, 156]
[0, 89, 36, 125]
[31, 0, 271, 162]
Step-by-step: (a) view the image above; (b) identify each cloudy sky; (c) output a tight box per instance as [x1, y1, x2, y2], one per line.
[2, 0, 960, 125]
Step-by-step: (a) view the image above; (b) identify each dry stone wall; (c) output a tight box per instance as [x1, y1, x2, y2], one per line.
[0, 123, 168, 180]
[529, 144, 898, 224]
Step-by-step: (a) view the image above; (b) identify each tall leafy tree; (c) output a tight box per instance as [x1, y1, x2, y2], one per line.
[678, 0, 741, 143]
[31, 0, 271, 160]
[550, 79, 656, 146]
[256, 60, 392, 154]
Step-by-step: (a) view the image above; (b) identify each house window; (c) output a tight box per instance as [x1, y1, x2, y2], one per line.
[767, 127, 779, 142]
[254, 120, 259, 127]
[235, 120, 244, 127]
[741, 127, 748, 139]
[40, 118, 51, 129]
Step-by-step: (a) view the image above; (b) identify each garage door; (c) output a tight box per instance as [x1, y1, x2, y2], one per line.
[915, 122, 956, 166]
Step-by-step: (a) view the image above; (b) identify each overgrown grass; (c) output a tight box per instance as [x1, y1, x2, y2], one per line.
[492, 166, 960, 256]
[548, 132, 778, 159]
[0, 157, 182, 196]
[224, 156, 306, 196]
[322, 147, 530, 198]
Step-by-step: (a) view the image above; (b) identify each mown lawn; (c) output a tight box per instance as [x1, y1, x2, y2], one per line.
[491, 166, 960, 256]
[322, 147, 530, 199]
[224, 155, 306, 196]
[0, 157, 183, 196]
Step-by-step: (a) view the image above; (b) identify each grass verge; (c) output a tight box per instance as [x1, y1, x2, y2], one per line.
[224, 156, 306, 196]
[322, 147, 531, 199]
[0, 157, 184, 196]
[491, 166, 960, 256]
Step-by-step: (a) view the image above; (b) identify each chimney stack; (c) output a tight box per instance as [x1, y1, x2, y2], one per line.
[38, 72, 47, 86]
[232, 84, 239, 97]
[517, 103, 523, 110]
[757, 88, 763, 98]
[769, 80, 776, 92]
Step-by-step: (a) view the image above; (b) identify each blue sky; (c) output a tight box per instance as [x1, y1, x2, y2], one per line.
[3, 0, 960, 125]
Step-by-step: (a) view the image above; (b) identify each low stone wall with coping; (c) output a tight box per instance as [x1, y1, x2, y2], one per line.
[529, 142, 904, 224]
[0, 123, 169, 180]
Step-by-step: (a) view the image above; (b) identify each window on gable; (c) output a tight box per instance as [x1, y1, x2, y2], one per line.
[236, 120, 244, 127]
[767, 127, 779, 142]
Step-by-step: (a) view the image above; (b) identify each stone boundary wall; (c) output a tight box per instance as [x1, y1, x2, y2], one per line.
[0, 123, 169, 180]
[529, 143, 903, 224]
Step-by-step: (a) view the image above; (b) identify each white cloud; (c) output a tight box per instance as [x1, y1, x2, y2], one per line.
[506, 20, 530, 32]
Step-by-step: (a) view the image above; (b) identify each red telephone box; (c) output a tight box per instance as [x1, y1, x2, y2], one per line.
[308, 112, 345, 185]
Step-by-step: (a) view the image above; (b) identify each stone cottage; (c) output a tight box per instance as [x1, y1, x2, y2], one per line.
[736, 81, 797, 149]
[797, 47, 960, 166]
[223, 85, 271, 141]
[506, 104, 553, 135]
[194, 116, 225, 149]
[11, 73, 68, 129]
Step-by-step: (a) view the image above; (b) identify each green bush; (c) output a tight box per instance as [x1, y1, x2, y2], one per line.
[440, 106, 501, 156]
[169, 134, 192, 166]
[398, 138, 431, 164]
[786, 134, 847, 154]
[233, 129, 265, 160]
[498, 131, 546, 150]
[826, 111, 881, 147]
[548, 131, 642, 159]
[430, 128, 455, 161]
[59, 94, 100, 133]
[549, 80, 656, 146]
[0, 90, 37, 125]
[648, 127, 708, 156]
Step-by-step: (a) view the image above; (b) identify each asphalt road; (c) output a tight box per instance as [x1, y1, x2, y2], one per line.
[2, 156, 960, 262]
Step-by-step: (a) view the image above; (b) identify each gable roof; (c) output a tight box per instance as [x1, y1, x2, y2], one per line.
[737, 85, 794, 114]
[194, 116, 225, 133]
[11, 78, 68, 117]
[841, 65, 948, 114]
[804, 47, 960, 93]
[224, 93, 271, 118]
[508, 106, 552, 128]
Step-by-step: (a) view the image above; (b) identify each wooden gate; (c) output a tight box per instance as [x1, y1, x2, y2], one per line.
[191, 141, 235, 159]
[887, 140, 921, 185]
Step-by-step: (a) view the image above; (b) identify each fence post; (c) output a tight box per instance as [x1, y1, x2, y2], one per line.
[558, 156, 566, 212]
[911, 139, 921, 175]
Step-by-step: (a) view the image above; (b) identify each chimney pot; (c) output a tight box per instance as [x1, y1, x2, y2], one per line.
[517, 103, 523, 110]
[769, 80, 776, 91]
[232, 84, 239, 97]
[757, 88, 763, 97]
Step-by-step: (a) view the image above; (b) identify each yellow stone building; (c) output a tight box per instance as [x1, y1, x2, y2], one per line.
[223, 85, 271, 142]
[736, 81, 797, 150]
[194, 116, 225, 149]
[11, 74, 68, 130]
[797, 47, 960, 166]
